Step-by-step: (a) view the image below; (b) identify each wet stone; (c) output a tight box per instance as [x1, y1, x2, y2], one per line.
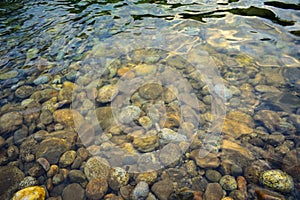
[53, 109, 84, 129]
[118, 105, 141, 124]
[15, 85, 34, 99]
[84, 156, 110, 180]
[254, 110, 281, 132]
[59, 150, 76, 167]
[204, 183, 224, 200]
[33, 74, 51, 85]
[158, 128, 187, 145]
[68, 170, 86, 184]
[159, 143, 182, 166]
[133, 131, 159, 153]
[13, 125, 28, 145]
[219, 175, 237, 191]
[139, 83, 163, 100]
[12, 186, 46, 200]
[0, 70, 18, 80]
[0, 136, 6, 148]
[36, 137, 72, 164]
[97, 84, 119, 103]
[0, 111, 23, 136]
[108, 167, 130, 191]
[95, 106, 114, 130]
[0, 166, 25, 199]
[37, 157, 50, 171]
[259, 169, 294, 193]
[132, 181, 149, 200]
[19, 176, 38, 189]
[205, 169, 222, 182]
[151, 179, 173, 200]
[190, 149, 220, 168]
[62, 183, 85, 200]
[86, 178, 108, 200]
[135, 171, 158, 185]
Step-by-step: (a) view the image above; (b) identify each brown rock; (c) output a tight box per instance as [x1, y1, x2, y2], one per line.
[204, 183, 224, 200]
[95, 106, 114, 131]
[86, 178, 108, 200]
[62, 183, 85, 200]
[190, 149, 220, 168]
[151, 179, 174, 200]
[0, 111, 23, 136]
[53, 109, 84, 129]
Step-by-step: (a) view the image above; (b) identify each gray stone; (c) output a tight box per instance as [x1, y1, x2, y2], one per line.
[62, 183, 85, 200]
[132, 181, 149, 200]
[0, 111, 23, 136]
[33, 74, 51, 85]
[68, 170, 86, 184]
[158, 128, 187, 145]
[204, 183, 224, 200]
[15, 85, 34, 99]
[0, 166, 25, 199]
[13, 125, 28, 145]
[151, 179, 173, 200]
[84, 156, 110, 180]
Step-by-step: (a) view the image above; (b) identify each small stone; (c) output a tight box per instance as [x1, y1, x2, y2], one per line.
[190, 149, 220, 168]
[205, 169, 222, 182]
[33, 74, 51, 85]
[15, 85, 34, 99]
[229, 190, 245, 200]
[255, 188, 286, 200]
[59, 150, 76, 167]
[97, 84, 118, 103]
[259, 169, 294, 193]
[37, 157, 50, 171]
[139, 83, 163, 100]
[118, 105, 141, 124]
[131, 181, 149, 200]
[95, 106, 114, 130]
[7, 145, 19, 160]
[108, 167, 130, 191]
[86, 178, 108, 200]
[204, 183, 224, 200]
[19, 176, 38, 189]
[0, 136, 5, 148]
[220, 175, 237, 191]
[58, 81, 76, 103]
[135, 171, 158, 185]
[158, 128, 187, 145]
[0, 166, 25, 199]
[68, 170, 86, 184]
[84, 156, 110, 180]
[255, 85, 281, 93]
[133, 131, 159, 153]
[134, 64, 157, 76]
[0, 111, 23, 136]
[53, 109, 84, 128]
[151, 179, 173, 200]
[138, 116, 153, 129]
[36, 137, 72, 164]
[254, 110, 281, 132]
[62, 183, 85, 200]
[40, 109, 53, 125]
[159, 143, 182, 166]
[0, 70, 18, 80]
[12, 186, 46, 200]
[13, 125, 28, 145]
[52, 173, 65, 185]
[47, 165, 59, 178]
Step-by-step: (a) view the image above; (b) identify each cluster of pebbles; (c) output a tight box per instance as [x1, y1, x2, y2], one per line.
[0, 48, 299, 200]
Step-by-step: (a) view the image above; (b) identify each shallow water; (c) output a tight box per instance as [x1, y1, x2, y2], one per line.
[0, 0, 300, 199]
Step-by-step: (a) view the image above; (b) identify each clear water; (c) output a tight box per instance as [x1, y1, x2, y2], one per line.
[0, 0, 300, 199]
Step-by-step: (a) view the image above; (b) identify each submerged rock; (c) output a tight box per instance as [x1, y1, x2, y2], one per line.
[0, 111, 23, 136]
[259, 169, 294, 193]
[219, 175, 237, 191]
[0, 166, 25, 199]
[86, 178, 108, 200]
[131, 181, 149, 200]
[84, 156, 110, 180]
[12, 186, 46, 200]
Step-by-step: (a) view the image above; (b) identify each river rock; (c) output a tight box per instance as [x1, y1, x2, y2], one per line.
[19, 176, 38, 189]
[0, 166, 25, 199]
[158, 128, 187, 145]
[13, 125, 28, 145]
[12, 186, 46, 200]
[159, 143, 182, 166]
[190, 149, 220, 168]
[118, 105, 141, 124]
[108, 167, 130, 191]
[139, 83, 163, 100]
[131, 181, 149, 200]
[36, 137, 73, 164]
[151, 179, 173, 200]
[133, 131, 159, 152]
[259, 169, 294, 193]
[53, 109, 84, 129]
[86, 178, 108, 200]
[68, 170, 86, 184]
[15, 85, 34, 99]
[282, 148, 300, 182]
[254, 110, 281, 132]
[58, 81, 76, 103]
[62, 183, 85, 200]
[30, 89, 58, 103]
[219, 175, 237, 191]
[95, 106, 114, 130]
[204, 183, 224, 200]
[0, 70, 18, 80]
[205, 169, 222, 182]
[84, 156, 110, 180]
[134, 64, 157, 76]
[59, 150, 76, 167]
[0, 111, 23, 136]
[97, 84, 119, 103]
[33, 74, 51, 85]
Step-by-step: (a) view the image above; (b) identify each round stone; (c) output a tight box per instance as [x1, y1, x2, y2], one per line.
[84, 156, 110, 180]
[138, 83, 163, 100]
[219, 175, 237, 191]
[118, 105, 141, 124]
[59, 150, 76, 167]
[53, 109, 84, 128]
[97, 84, 119, 103]
[62, 183, 85, 200]
[0, 112, 23, 136]
[12, 186, 46, 200]
[131, 181, 149, 200]
[259, 169, 294, 193]
[205, 169, 222, 182]
[33, 74, 51, 85]
[86, 178, 108, 200]
[108, 167, 130, 190]
[15, 85, 34, 99]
